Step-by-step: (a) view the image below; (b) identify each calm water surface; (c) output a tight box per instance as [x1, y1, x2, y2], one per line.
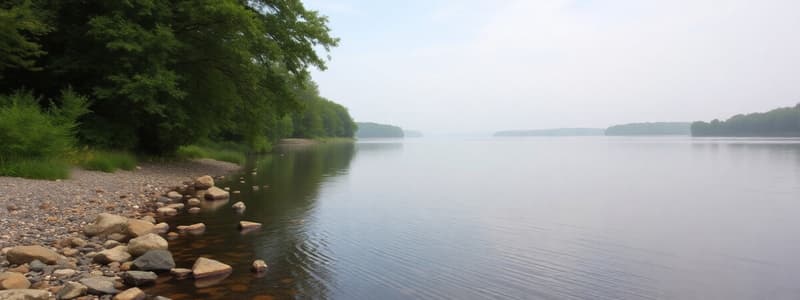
[146, 137, 800, 299]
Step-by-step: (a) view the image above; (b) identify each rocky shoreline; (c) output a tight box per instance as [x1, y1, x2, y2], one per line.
[0, 159, 252, 300]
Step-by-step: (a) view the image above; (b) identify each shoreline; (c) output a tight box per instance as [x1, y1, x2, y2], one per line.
[0, 158, 241, 299]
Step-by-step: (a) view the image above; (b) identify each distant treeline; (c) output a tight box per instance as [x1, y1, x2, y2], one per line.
[404, 130, 424, 138]
[494, 128, 605, 137]
[691, 104, 800, 137]
[605, 122, 690, 136]
[356, 122, 404, 138]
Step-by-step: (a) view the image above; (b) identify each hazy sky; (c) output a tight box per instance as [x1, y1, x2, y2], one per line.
[305, 0, 800, 134]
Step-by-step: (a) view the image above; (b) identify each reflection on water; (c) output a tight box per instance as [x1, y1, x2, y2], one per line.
[147, 138, 800, 300]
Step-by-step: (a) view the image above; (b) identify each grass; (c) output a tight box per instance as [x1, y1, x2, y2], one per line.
[0, 158, 71, 180]
[77, 150, 137, 172]
[176, 144, 245, 165]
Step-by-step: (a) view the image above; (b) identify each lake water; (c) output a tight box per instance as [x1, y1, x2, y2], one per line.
[147, 137, 800, 300]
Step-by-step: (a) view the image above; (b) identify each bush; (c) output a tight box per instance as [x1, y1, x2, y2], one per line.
[176, 144, 245, 165]
[0, 90, 87, 179]
[78, 150, 137, 172]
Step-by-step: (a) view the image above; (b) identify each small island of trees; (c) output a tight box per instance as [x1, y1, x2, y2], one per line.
[691, 104, 800, 137]
[355, 122, 405, 138]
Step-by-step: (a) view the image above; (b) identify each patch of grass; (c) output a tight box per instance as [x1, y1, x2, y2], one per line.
[176, 145, 245, 165]
[0, 159, 70, 180]
[78, 150, 137, 172]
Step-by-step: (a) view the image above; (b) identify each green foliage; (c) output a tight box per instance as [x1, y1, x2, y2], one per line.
[0, 0, 50, 75]
[176, 144, 246, 165]
[291, 82, 356, 139]
[77, 150, 137, 172]
[0, 158, 69, 180]
[605, 122, 691, 136]
[692, 104, 800, 137]
[355, 122, 405, 138]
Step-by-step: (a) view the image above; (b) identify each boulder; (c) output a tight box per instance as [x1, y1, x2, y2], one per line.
[121, 271, 157, 286]
[79, 277, 119, 295]
[0, 289, 51, 300]
[0, 272, 31, 289]
[195, 176, 214, 190]
[127, 233, 168, 256]
[191, 257, 232, 279]
[176, 223, 205, 234]
[6, 246, 59, 265]
[166, 191, 182, 200]
[126, 219, 155, 237]
[251, 260, 267, 273]
[93, 246, 131, 264]
[56, 281, 87, 299]
[132, 250, 174, 272]
[187, 198, 201, 207]
[84, 213, 129, 237]
[238, 221, 262, 231]
[114, 287, 145, 300]
[204, 187, 229, 200]
[169, 268, 192, 279]
[156, 207, 177, 216]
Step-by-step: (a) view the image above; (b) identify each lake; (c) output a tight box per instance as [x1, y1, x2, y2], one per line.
[147, 137, 800, 300]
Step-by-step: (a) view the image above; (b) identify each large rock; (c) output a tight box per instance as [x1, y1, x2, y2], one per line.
[84, 213, 129, 237]
[121, 271, 157, 286]
[93, 246, 131, 264]
[204, 187, 229, 200]
[114, 287, 145, 300]
[195, 176, 214, 190]
[132, 250, 174, 272]
[191, 257, 232, 279]
[127, 233, 168, 256]
[126, 219, 155, 238]
[0, 289, 51, 300]
[0, 272, 31, 289]
[56, 281, 88, 299]
[6, 246, 59, 265]
[79, 277, 119, 295]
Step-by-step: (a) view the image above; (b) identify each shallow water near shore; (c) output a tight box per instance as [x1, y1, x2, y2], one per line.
[147, 137, 800, 299]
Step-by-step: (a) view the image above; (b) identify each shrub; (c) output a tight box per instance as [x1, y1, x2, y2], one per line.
[176, 144, 245, 165]
[0, 159, 70, 180]
[78, 150, 137, 172]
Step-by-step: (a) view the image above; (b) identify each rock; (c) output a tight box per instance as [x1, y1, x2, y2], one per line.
[0, 289, 51, 300]
[251, 260, 267, 273]
[114, 287, 145, 300]
[84, 213, 129, 237]
[0, 272, 31, 289]
[6, 246, 59, 265]
[107, 233, 128, 242]
[195, 176, 215, 190]
[70, 238, 87, 248]
[204, 187, 229, 200]
[56, 281, 88, 299]
[188, 207, 201, 214]
[121, 271, 157, 286]
[53, 269, 77, 279]
[239, 221, 262, 230]
[109, 261, 121, 272]
[62, 248, 79, 257]
[104, 240, 121, 249]
[153, 297, 172, 300]
[79, 277, 118, 295]
[121, 262, 134, 271]
[252, 186, 259, 191]
[166, 191, 182, 200]
[7, 264, 29, 274]
[165, 203, 184, 210]
[232, 201, 246, 211]
[153, 223, 169, 234]
[141, 216, 156, 224]
[126, 219, 155, 238]
[127, 233, 168, 256]
[176, 223, 205, 234]
[93, 246, 131, 264]
[187, 198, 201, 207]
[28, 260, 45, 272]
[191, 257, 232, 279]
[166, 232, 178, 240]
[156, 207, 177, 216]
[169, 268, 192, 279]
[132, 250, 174, 272]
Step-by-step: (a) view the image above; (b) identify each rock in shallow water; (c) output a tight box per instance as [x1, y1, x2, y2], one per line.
[204, 187, 229, 200]
[195, 175, 215, 190]
[132, 250, 175, 272]
[251, 260, 267, 273]
[192, 257, 232, 279]
[127, 233, 168, 256]
[126, 219, 155, 237]
[114, 287, 146, 300]
[170, 268, 192, 279]
[121, 271, 157, 286]
[239, 221, 261, 231]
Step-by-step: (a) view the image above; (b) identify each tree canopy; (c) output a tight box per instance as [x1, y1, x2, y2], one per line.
[691, 104, 800, 137]
[355, 122, 404, 138]
[0, 0, 353, 154]
[605, 122, 690, 136]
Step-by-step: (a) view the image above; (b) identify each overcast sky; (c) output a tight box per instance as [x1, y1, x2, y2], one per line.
[305, 0, 800, 134]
